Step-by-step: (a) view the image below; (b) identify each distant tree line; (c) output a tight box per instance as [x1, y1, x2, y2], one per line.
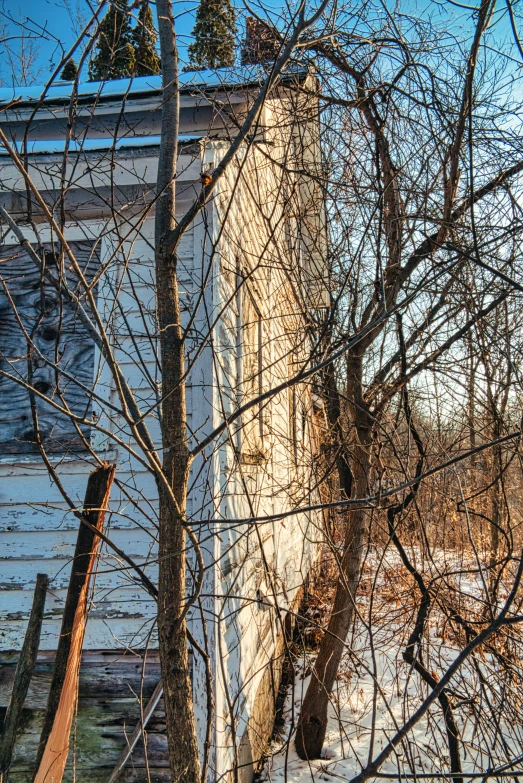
[87, 0, 160, 81]
[61, 0, 240, 82]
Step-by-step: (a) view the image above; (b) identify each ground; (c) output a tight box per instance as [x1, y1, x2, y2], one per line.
[259, 547, 523, 782]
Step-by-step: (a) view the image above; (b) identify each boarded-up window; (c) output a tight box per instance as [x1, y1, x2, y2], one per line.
[0, 242, 99, 454]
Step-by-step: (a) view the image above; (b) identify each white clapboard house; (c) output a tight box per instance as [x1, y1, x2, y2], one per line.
[0, 66, 327, 782]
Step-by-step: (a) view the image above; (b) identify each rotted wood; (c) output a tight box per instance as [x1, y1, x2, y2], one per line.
[33, 464, 116, 783]
[0, 651, 166, 782]
[0, 573, 48, 782]
[0, 652, 161, 708]
[107, 680, 163, 783]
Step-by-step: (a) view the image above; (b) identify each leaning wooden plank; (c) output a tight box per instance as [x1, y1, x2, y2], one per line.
[0, 573, 48, 782]
[107, 680, 163, 783]
[33, 463, 116, 783]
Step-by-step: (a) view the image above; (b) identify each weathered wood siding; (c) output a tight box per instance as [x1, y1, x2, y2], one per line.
[207, 132, 322, 777]
[0, 200, 203, 651]
[0, 194, 216, 779]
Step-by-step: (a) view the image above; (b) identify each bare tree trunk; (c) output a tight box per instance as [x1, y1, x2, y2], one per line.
[154, 1, 200, 781]
[296, 352, 372, 759]
[466, 332, 476, 456]
[488, 425, 503, 599]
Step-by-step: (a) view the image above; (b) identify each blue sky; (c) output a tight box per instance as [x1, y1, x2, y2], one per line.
[0, 0, 201, 85]
[1, 0, 522, 88]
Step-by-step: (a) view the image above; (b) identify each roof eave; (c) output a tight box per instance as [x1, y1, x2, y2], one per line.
[0, 64, 309, 114]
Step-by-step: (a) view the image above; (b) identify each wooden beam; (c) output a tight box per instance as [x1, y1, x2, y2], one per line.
[33, 463, 116, 783]
[0, 573, 48, 782]
[0, 153, 201, 192]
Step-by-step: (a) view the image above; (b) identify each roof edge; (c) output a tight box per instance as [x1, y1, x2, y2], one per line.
[0, 63, 309, 111]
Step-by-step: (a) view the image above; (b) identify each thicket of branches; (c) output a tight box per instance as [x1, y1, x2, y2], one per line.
[1, 0, 523, 781]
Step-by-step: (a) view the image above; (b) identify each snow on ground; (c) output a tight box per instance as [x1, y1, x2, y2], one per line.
[259, 547, 523, 782]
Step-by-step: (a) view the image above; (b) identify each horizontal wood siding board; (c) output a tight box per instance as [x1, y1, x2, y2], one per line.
[5, 769, 171, 783]
[0, 468, 158, 507]
[0, 528, 157, 559]
[0, 507, 159, 534]
[0, 652, 161, 703]
[1, 619, 158, 650]
[0, 559, 158, 592]
[0, 154, 201, 192]
[0, 586, 154, 616]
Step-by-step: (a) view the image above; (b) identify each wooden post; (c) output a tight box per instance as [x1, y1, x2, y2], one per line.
[33, 463, 116, 783]
[0, 573, 48, 782]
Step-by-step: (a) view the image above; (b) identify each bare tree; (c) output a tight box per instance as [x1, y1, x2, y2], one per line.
[1, 1, 523, 782]
[294, 0, 523, 762]
[153, 0, 201, 778]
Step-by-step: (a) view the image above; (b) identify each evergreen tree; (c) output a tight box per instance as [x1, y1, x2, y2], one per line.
[132, 3, 161, 76]
[186, 0, 237, 71]
[88, 0, 135, 82]
[60, 59, 78, 81]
